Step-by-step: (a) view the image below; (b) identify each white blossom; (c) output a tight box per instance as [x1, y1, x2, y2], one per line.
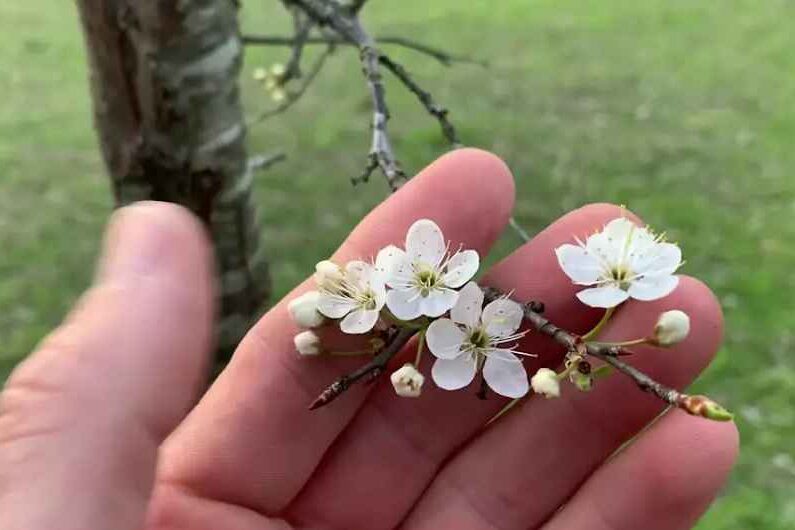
[316, 260, 386, 334]
[381, 219, 479, 320]
[653, 310, 690, 346]
[556, 217, 682, 308]
[294, 330, 322, 356]
[531, 368, 561, 398]
[426, 282, 529, 398]
[288, 290, 326, 328]
[390, 364, 425, 397]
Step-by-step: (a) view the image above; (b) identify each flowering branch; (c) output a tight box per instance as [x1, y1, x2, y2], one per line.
[309, 327, 416, 410]
[481, 287, 733, 421]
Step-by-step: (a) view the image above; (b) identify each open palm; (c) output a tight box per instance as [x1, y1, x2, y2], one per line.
[0, 150, 737, 530]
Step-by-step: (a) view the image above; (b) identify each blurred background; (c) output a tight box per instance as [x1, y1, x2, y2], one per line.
[1, 1, 793, 527]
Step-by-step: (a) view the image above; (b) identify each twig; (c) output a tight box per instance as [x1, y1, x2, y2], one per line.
[248, 45, 334, 126]
[282, 11, 313, 82]
[279, 0, 458, 190]
[481, 287, 732, 420]
[242, 34, 485, 67]
[310, 327, 416, 410]
[247, 152, 287, 172]
[508, 216, 531, 243]
[349, 23, 407, 190]
[379, 54, 459, 146]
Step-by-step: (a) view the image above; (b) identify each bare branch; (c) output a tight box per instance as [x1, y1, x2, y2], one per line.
[247, 152, 286, 172]
[282, 10, 314, 82]
[281, 0, 461, 190]
[379, 53, 459, 146]
[354, 41, 407, 190]
[309, 327, 416, 410]
[248, 45, 334, 126]
[242, 34, 485, 67]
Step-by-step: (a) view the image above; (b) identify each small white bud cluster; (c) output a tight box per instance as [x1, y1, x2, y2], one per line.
[390, 364, 425, 397]
[652, 310, 690, 347]
[253, 63, 288, 102]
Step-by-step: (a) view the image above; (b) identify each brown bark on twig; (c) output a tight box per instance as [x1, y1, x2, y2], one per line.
[309, 327, 416, 410]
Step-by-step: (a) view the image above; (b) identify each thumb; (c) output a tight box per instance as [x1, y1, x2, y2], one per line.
[0, 202, 216, 530]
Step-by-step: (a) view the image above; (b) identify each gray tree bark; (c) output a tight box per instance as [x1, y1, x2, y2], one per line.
[75, 0, 269, 359]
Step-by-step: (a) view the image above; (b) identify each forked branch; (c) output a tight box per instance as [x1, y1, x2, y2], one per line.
[309, 327, 416, 410]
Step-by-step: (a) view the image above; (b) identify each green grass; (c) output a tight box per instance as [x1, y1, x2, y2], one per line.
[1, 1, 794, 527]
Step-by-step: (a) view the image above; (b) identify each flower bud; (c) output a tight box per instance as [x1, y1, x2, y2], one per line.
[390, 363, 425, 397]
[288, 290, 326, 328]
[294, 330, 323, 356]
[652, 310, 690, 346]
[270, 88, 287, 103]
[270, 62, 286, 78]
[531, 368, 561, 398]
[681, 395, 734, 422]
[314, 260, 344, 286]
[264, 77, 278, 92]
[253, 67, 267, 81]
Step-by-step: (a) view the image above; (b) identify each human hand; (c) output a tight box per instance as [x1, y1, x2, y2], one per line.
[0, 150, 738, 530]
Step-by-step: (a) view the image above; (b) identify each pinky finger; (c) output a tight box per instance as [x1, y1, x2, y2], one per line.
[542, 412, 738, 530]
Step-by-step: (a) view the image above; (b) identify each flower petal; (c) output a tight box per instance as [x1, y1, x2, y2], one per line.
[317, 294, 357, 318]
[584, 231, 618, 269]
[340, 308, 379, 334]
[431, 355, 477, 391]
[374, 245, 406, 283]
[483, 350, 529, 398]
[602, 217, 637, 242]
[386, 288, 423, 321]
[481, 297, 523, 337]
[384, 252, 413, 289]
[628, 274, 679, 301]
[426, 318, 466, 359]
[450, 281, 484, 327]
[370, 278, 387, 310]
[419, 289, 459, 317]
[633, 242, 682, 277]
[442, 250, 479, 288]
[555, 244, 601, 285]
[345, 260, 373, 285]
[576, 285, 630, 308]
[406, 219, 446, 267]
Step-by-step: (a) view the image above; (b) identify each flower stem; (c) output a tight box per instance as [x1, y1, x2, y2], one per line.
[581, 307, 615, 341]
[328, 349, 372, 356]
[487, 397, 523, 425]
[588, 337, 650, 348]
[414, 329, 426, 367]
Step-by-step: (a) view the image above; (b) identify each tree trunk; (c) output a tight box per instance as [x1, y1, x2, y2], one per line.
[75, 0, 269, 359]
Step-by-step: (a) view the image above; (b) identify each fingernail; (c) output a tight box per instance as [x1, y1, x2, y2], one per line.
[97, 202, 174, 282]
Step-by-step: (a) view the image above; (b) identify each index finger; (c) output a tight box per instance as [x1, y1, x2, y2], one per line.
[155, 149, 516, 515]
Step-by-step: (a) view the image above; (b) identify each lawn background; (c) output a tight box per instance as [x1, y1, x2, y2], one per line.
[1, 1, 793, 527]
